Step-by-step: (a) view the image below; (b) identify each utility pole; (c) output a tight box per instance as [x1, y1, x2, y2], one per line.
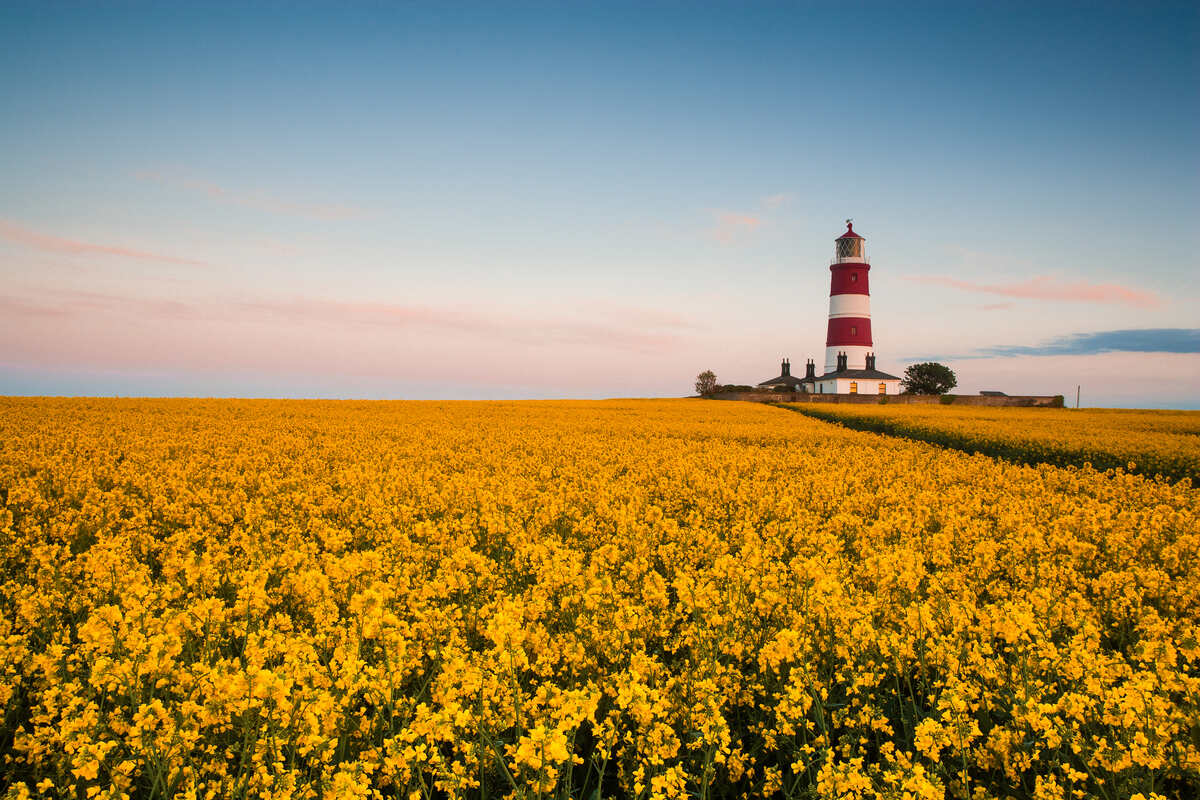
[1076, 385, 1080, 409]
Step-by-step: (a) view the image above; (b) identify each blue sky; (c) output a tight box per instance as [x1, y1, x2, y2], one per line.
[2, 1, 1197, 406]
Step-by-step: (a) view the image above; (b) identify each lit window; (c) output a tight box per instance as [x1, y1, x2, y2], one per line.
[849, 381, 858, 394]
[878, 382, 886, 394]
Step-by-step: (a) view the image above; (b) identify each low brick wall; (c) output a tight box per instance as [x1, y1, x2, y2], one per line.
[709, 392, 1064, 407]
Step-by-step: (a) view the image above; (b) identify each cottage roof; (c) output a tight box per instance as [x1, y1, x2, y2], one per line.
[812, 368, 901, 381]
[758, 374, 806, 388]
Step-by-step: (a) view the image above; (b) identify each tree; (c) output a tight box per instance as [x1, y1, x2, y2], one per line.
[901, 362, 957, 395]
[695, 370, 718, 396]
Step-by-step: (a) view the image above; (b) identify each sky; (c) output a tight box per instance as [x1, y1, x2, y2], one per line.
[1, 1, 1197, 407]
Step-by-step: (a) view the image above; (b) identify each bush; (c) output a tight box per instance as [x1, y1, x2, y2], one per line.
[939, 394, 956, 405]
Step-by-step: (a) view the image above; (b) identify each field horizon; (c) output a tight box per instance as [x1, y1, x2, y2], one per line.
[4, 393, 1199, 409]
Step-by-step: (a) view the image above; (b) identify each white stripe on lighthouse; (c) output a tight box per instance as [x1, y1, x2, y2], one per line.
[827, 293, 872, 318]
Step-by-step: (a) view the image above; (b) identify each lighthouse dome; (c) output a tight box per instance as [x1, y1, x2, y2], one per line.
[836, 220, 863, 239]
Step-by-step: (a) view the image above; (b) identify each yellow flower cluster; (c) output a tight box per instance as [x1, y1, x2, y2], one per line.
[1, 397, 1197, 800]
[785, 403, 1200, 482]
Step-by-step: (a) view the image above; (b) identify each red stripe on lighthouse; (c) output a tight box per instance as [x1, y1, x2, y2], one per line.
[829, 264, 870, 295]
[825, 317, 873, 346]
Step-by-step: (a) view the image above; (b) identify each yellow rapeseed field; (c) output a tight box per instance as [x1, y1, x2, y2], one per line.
[783, 404, 1200, 483]
[1, 398, 1197, 800]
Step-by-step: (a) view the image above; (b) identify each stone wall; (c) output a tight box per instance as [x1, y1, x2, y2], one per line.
[708, 391, 1064, 407]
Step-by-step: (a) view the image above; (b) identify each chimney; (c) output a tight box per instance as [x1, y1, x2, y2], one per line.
[866, 353, 876, 370]
[782, 358, 790, 377]
[805, 359, 815, 379]
[837, 352, 847, 372]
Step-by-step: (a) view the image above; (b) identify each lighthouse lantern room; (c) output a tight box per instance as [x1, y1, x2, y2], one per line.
[834, 223, 866, 262]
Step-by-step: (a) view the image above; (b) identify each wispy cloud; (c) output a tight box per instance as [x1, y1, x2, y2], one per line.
[582, 302, 704, 331]
[944, 244, 1033, 270]
[980, 302, 1015, 310]
[137, 169, 365, 221]
[911, 328, 1200, 361]
[711, 212, 763, 243]
[0, 295, 72, 318]
[1, 289, 210, 321]
[704, 192, 792, 243]
[0, 219, 208, 267]
[902, 274, 1160, 308]
[235, 298, 695, 351]
[762, 193, 791, 209]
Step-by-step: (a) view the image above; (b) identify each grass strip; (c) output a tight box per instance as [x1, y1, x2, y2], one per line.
[779, 403, 1196, 484]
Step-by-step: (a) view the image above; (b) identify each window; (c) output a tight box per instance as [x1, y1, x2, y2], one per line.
[878, 382, 886, 395]
[850, 326, 857, 336]
[849, 381, 858, 394]
[850, 273, 858, 283]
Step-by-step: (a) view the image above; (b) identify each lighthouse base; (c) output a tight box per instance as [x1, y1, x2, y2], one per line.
[824, 346, 872, 374]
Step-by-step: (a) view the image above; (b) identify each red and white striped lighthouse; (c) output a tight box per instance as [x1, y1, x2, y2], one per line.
[824, 220, 873, 374]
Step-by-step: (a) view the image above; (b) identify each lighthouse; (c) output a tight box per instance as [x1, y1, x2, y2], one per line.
[805, 221, 902, 395]
[824, 220, 873, 373]
[755, 220, 901, 396]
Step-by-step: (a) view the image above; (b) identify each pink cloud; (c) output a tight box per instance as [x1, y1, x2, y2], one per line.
[0, 295, 71, 318]
[0, 219, 207, 267]
[0, 290, 213, 328]
[137, 170, 365, 221]
[1, 287, 700, 355]
[0, 286, 721, 397]
[902, 274, 1160, 308]
[711, 212, 763, 243]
